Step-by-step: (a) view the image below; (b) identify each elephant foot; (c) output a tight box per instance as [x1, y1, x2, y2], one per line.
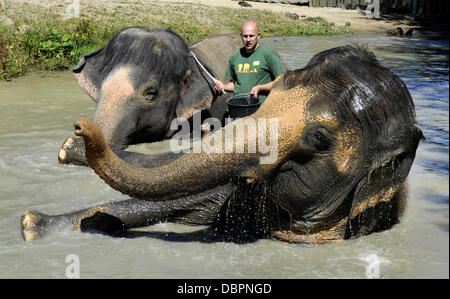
[21, 211, 75, 241]
[21, 211, 52, 241]
[58, 137, 88, 166]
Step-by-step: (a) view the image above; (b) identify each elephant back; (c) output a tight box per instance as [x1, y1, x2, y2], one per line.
[189, 33, 242, 82]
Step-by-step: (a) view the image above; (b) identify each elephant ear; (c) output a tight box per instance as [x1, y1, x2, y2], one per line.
[346, 126, 422, 238]
[72, 47, 105, 102]
[174, 52, 218, 120]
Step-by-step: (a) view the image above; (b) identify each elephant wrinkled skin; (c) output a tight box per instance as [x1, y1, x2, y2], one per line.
[22, 45, 423, 244]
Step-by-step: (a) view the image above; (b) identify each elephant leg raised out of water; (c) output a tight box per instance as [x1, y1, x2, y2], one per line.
[23, 45, 423, 244]
[21, 184, 234, 242]
[58, 27, 242, 167]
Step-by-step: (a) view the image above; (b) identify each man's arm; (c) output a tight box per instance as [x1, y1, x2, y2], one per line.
[214, 80, 235, 93]
[251, 48, 286, 98]
[250, 81, 274, 98]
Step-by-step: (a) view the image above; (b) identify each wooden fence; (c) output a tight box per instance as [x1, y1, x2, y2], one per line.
[308, 0, 448, 16]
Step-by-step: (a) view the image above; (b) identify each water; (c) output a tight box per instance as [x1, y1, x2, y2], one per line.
[0, 33, 448, 278]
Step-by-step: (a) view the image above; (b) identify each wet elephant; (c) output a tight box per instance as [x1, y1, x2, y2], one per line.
[58, 27, 242, 167]
[22, 45, 423, 244]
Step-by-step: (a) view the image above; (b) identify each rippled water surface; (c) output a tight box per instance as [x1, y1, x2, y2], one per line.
[0, 32, 448, 278]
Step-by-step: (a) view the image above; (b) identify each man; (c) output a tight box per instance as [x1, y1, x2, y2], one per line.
[214, 21, 286, 103]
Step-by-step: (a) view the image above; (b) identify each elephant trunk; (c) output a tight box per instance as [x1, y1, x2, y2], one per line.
[74, 118, 260, 200]
[93, 99, 134, 151]
[93, 66, 138, 150]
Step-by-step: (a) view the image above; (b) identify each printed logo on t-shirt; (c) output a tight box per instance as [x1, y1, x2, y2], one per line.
[237, 63, 258, 73]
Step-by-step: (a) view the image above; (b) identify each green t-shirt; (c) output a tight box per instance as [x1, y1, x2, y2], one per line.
[225, 44, 285, 102]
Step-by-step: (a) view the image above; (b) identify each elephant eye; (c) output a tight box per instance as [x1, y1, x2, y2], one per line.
[304, 127, 333, 152]
[144, 88, 158, 101]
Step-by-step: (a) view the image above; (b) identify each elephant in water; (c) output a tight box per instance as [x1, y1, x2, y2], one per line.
[58, 27, 241, 167]
[22, 45, 423, 244]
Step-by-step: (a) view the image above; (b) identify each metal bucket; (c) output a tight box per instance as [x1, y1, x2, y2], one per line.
[226, 95, 261, 119]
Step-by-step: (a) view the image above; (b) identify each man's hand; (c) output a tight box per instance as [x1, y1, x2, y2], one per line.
[250, 81, 275, 99]
[214, 80, 225, 92]
[250, 85, 261, 98]
[214, 80, 234, 95]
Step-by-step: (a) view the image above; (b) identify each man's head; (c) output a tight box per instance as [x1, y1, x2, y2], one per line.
[240, 21, 261, 53]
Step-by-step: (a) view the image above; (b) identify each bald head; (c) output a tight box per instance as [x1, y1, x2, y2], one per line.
[240, 21, 261, 53]
[241, 21, 259, 33]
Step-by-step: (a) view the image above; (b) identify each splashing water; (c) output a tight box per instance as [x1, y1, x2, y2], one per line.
[214, 178, 279, 243]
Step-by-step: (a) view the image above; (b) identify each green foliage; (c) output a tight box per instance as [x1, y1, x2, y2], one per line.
[0, 18, 103, 79]
[0, 2, 348, 80]
[305, 16, 326, 23]
[38, 29, 74, 59]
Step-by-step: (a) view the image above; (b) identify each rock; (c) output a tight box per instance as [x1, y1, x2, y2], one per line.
[387, 27, 403, 36]
[405, 28, 413, 36]
[285, 12, 299, 21]
[238, 1, 252, 7]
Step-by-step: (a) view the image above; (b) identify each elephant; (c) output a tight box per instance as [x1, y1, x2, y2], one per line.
[22, 45, 423, 244]
[58, 27, 242, 167]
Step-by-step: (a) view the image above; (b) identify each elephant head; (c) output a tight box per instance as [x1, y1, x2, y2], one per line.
[59, 27, 241, 166]
[73, 45, 423, 243]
